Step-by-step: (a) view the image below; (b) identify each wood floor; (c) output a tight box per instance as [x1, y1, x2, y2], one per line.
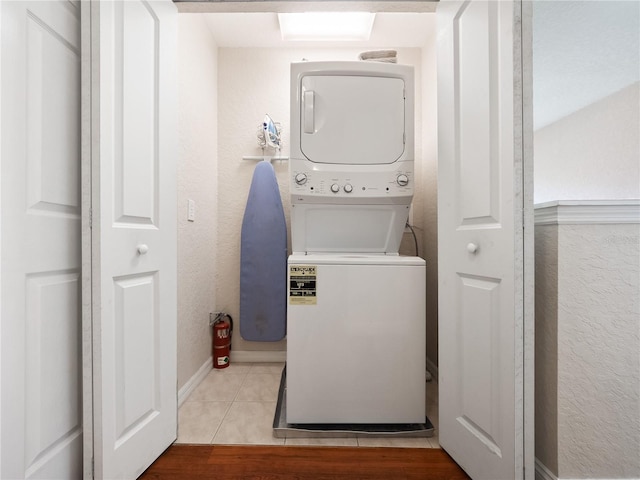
[139, 444, 470, 480]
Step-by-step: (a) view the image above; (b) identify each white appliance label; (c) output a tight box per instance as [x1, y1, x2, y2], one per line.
[289, 265, 317, 305]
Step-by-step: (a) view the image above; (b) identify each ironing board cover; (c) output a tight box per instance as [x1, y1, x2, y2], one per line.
[239, 161, 287, 341]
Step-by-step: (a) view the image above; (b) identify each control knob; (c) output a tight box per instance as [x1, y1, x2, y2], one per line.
[330, 184, 340, 193]
[397, 174, 409, 187]
[343, 184, 353, 193]
[294, 173, 307, 185]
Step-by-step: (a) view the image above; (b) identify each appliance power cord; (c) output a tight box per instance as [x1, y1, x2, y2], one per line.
[405, 222, 419, 257]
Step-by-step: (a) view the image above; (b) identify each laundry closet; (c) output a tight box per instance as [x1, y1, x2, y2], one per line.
[176, 9, 438, 390]
[175, 3, 440, 442]
[1, 1, 535, 478]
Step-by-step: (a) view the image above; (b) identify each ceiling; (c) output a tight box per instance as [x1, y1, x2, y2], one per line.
[178, 1, 639, 129]
[176, 0, 437, 14]
[533, 0, 639, 129]
[201, 12, 434, 48]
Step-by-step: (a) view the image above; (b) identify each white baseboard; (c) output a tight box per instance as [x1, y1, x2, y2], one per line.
[426, 357, 438, 382]
[535, 459, 557, 480]
[534, 459, 639, 480]
[177, 357, 212, 407]
[231, 350, 286, 363]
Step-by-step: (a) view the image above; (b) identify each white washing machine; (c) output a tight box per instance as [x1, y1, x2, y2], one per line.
[287, 254, 425, 424]
[286, 61, 426, 424]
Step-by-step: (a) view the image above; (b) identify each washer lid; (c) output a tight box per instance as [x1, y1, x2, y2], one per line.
[288, 253, 425, 266]
[299, 74, 405, 165]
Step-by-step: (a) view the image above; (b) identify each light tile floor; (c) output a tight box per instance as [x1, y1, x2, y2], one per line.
[177, 362, 439, 448]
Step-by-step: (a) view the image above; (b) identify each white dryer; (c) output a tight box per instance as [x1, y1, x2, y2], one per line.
[286, 61, 426, 424]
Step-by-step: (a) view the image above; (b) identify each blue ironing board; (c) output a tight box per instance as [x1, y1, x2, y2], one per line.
[239, 161, 287, 341]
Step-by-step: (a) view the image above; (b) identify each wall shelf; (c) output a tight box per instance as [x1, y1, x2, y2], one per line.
[242, 155, 289, 162]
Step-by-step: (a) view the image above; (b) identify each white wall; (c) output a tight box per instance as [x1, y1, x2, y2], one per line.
[534, 82, 640, 203]
[216, 47, 424, 352]
[176, 16, 219, 388]
[420, 22, 439, 372]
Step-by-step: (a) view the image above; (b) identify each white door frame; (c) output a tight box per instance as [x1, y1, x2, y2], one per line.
[0, 3, 4, 472]
[522, 1, 535, 477]
[80, 1, 93, 478]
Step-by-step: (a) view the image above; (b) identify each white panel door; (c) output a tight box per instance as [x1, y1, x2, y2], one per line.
[87, 1, 178, 478]
[437, 1, 533, 479]
[1, 1, 82, 478]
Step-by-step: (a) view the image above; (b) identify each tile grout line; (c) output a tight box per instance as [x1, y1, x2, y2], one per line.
[208, 400, 234, 445]
[210, 363, 254, 444]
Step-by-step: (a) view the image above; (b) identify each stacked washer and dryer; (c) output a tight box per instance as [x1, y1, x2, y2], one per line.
[286, 61, 426, 425]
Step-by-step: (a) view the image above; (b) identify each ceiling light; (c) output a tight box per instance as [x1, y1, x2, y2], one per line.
[278, 12, 375, 41]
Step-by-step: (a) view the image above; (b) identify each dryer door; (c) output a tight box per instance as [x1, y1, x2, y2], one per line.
[300, 75, 405, 165]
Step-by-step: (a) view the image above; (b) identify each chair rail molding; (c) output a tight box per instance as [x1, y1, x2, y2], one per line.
[534, 200, 640, 225]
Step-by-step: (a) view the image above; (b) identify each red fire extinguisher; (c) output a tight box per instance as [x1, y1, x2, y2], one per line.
[211, 313, 233, 369]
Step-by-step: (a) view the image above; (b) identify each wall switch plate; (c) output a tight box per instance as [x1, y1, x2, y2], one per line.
[187, 199, 195, 222]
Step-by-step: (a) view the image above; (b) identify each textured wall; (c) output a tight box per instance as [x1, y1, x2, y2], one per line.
[534, 82, 640, 203]
[534, 225, 559, 475]
[176, 16, 219, 389]
[535, 209, 640, 479]
[557, 223, 640, 478]
[216, 47, 425, 352]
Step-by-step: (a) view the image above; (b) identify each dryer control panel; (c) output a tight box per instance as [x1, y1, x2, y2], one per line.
[290, 158, 414, 203]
